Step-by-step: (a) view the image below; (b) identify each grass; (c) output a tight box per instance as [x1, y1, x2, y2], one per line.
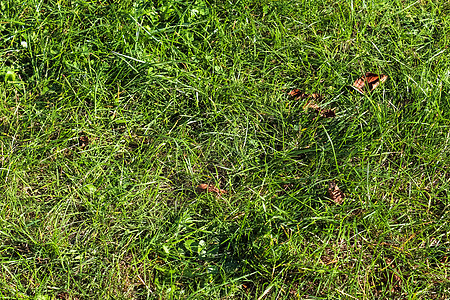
[1, 0, 450, 298]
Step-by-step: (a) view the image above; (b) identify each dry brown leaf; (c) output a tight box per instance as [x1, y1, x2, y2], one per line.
[79, 135, 89, 149]
[320, 109, 336, 118]
[288, 88, 308, 99]
[328, 181, 345, 204]
[56, 292, 71, 300]
[310, 93, 322, 100]
[303, 100, 320, 111]
[353, 72, 388, 94]
[288, 89, 322, 100]
[304, 101, 336, 118]
[197, 183, 227, 196]
[288, 88, 301, 97]
[289, 89, 335, 118]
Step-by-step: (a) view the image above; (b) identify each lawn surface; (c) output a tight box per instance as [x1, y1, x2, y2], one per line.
[1, 0, 450, 299]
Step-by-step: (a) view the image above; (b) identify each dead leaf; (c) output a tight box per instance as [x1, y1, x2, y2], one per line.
[289, 89, 335, 118]
[56, 292, 71, 300]
[197, 183, 227, 196]
[320, 109, 336, 118]
[304, 101, 336, 118]
[288, 89, 322, 100]
[288, 88, 309, 99]
[328, 181, 345, 204]
[353, 72, 388, 94]
[303, 100, 320, 111]
[79, 135, 89, 149]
